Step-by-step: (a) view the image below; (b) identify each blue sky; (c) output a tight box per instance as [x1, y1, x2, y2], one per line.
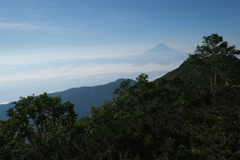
[1, 0, 240, 58]
[1, 0, 240, 103]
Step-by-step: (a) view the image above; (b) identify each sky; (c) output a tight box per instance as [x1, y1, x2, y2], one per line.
[1, 0, 240, 103]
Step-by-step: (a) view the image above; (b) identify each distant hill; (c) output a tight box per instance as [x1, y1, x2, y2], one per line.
[0, 103, 14, 120]
[0, 78, 135, 120]
[49, 78, 135, 118]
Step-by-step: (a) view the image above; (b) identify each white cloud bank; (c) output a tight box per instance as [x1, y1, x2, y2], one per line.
[0, 102, 10, 105]
[0, 62, 181, 82]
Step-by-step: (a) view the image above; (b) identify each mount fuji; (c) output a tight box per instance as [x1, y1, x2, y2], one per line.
[0, 44, 190, 119]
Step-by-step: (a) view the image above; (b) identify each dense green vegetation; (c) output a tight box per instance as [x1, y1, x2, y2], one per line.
[0, 34, 240, 159]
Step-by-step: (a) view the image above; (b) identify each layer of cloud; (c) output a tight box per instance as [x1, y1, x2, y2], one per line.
[0, 22, 69, 31]
[0, 102, 10, 105]
[0, 62, 181, 82]
[149, 75, 162, 81]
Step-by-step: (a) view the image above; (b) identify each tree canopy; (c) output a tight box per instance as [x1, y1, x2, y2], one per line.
[186, 34, 240, 96]
[0, 34, 240, 159]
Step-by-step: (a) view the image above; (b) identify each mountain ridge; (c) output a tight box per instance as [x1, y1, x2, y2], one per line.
[0, 78, 135, 119]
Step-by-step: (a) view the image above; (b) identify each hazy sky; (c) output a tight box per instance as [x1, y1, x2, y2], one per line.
[1, 0, 240, 103]
[1, 0, 240, 61]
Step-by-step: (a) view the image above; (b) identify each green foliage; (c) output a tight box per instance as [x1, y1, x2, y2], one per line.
[0, 34, 240, 159]
[0, 93, 77, 159]
[186, 34, 240, 96]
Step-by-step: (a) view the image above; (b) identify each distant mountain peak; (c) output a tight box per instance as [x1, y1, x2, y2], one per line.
[157, 43, 167, 46]
[143, 44, 176, 54]
[128, 43, 189, 64]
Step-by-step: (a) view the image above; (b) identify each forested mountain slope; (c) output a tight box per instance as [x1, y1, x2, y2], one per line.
[156, 61, 196, 84]
[159, 59, 240, 86]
